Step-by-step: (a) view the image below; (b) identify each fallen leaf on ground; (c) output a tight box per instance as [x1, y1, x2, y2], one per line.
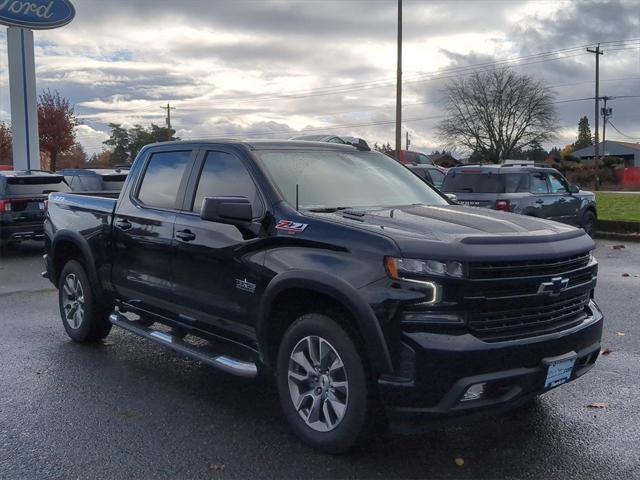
[616, 332, 626, 336]
[622, 273, 630, 277]
[454, 457, 465, 467]
[612, 245, 626, 250]
[586, 403, 608, 409]
[208, 463, 225, 472]
[601, 348, 612, 356]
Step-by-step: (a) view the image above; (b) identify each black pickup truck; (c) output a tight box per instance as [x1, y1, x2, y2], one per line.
[44, 140, 603, 453]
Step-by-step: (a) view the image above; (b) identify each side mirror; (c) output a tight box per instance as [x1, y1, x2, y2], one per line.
[200, 196, 253, 224]
[569, 185, 580, 194]
[446, 193, 458, 203]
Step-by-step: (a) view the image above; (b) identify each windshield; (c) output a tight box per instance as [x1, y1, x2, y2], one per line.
[257, 150, 448, 210]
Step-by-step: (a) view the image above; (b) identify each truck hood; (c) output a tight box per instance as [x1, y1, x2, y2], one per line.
[310, 205, 593, 261]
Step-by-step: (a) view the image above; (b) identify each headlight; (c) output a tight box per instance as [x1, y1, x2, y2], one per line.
[385, 257, 465, 279]
[589, 250, 597, 264]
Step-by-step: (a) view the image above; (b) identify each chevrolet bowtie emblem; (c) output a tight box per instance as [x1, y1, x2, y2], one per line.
[537, 277, 570, 296]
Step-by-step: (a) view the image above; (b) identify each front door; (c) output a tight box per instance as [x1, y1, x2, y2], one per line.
[112, 148, 194, 318]
[546, 172, 581, 225]
[172, 149, 267, 343]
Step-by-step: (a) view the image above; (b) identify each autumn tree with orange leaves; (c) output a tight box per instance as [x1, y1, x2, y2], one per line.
[38, 89, 79, 172]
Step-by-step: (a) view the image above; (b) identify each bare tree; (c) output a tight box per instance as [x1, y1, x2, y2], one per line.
[437, 67, 558, 163]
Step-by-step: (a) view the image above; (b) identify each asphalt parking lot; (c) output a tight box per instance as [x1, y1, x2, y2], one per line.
[1, 241, 639, 479]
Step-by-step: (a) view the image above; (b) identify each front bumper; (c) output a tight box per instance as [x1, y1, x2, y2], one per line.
[378, 300, 603, 431]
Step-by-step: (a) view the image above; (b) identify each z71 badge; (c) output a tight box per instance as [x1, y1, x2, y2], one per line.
[276, 220, 309, 233]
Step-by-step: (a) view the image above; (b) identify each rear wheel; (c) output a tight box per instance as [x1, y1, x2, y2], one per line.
[277, 314, 369, 454]
[582, 211, 596, 237]
[58, 260, 112, 343]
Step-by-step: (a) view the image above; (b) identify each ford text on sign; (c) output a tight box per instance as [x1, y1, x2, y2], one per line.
[0, 0, 75, 30]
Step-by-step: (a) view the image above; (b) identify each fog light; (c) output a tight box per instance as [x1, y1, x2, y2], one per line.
[461, 383, 487, 402]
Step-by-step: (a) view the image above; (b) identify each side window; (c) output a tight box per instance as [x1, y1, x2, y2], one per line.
[192, 151, 264, 217]
[137, 151, 191, 209]
[548, 173, 568, 194]
[529, 172, 549, 194]
[430, 169, 445, 187]
[418, 155, 433, 165]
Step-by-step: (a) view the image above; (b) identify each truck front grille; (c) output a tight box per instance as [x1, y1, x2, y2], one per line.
[469, 292, 591, 342]
[469, 253, 591, 279]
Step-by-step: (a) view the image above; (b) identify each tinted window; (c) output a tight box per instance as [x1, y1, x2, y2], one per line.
[258, 150, 447, 209]
[441, 172, 503, 193]
[429, 169, 445, 188]
[192, 151, 263, 216]
[548, 173, 568, 193]
[137, 151, 191, 209]
[530, 172, 549, 193]
[503, 173, 529, 193]
[417, 154, 434, 166]
[5, 175, 70, 195]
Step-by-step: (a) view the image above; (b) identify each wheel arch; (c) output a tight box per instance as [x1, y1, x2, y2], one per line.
[257, 271, 393, 375]
[51, 231, 104, 302]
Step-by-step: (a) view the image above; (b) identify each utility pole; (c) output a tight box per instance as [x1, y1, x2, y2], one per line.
[406, 131, 410, 150]
[161, 103, 176, 141]
[395, 0, 402, 160]
[586, 44, 603, 187]
[601, 96, 612, 158]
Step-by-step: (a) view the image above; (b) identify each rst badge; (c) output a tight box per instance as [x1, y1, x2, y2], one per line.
[235, 278, 256, 294]
[276, 220, 309, 234]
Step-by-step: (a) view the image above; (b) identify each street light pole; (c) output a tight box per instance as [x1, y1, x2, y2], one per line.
[395, 0, 402, 161]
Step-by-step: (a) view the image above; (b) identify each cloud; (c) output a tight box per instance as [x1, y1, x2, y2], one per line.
[0, 0, 637, 157]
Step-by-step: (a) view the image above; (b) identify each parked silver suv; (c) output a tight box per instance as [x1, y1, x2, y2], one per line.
[441, 164, 597, 235]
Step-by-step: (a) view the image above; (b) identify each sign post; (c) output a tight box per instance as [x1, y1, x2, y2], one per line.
[0, 0, 76, 171]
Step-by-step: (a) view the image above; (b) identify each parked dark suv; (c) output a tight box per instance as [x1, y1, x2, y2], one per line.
[0, 170, 70, 250]
[441, 164, 597, 235]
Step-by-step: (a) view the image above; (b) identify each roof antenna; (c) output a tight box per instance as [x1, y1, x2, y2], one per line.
[296, 184, 300, 211]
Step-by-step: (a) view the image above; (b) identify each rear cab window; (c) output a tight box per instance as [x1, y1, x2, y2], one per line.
[3, 174, 70, 196]
[136, 151, 191, 209]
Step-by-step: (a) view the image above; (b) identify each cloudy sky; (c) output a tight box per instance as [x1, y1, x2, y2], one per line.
[0, 0, 638, 158]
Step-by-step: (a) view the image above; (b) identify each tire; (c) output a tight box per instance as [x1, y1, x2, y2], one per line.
[582, 211, 596, 237]
[58, 260, 112, 343]
[276, 314, 369, 454]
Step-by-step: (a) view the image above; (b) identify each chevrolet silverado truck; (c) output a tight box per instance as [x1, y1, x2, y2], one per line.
[43, 140, 603, 453]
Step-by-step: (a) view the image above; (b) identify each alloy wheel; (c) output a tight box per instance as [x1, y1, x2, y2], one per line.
[287, 335, 349, 432]
[61, 273, 85, 330]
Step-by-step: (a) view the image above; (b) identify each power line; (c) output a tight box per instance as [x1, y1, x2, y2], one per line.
[608, 121, 640, 140]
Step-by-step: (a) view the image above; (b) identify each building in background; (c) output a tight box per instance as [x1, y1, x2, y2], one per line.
[572, 141, 640, 167]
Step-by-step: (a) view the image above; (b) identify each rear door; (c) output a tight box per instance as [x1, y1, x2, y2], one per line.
[111, 147, 196, 318]
[172, 148, 267, 341]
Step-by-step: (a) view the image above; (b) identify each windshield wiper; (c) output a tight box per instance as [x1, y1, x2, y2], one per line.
[306, 206, 352, 213]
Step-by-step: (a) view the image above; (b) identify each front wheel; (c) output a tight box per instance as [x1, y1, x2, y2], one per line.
[58, 260, 112, 343]
[277, 314, 369, 454]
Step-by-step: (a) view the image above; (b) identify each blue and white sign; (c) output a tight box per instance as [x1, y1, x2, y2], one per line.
[0, 0, 75, 30]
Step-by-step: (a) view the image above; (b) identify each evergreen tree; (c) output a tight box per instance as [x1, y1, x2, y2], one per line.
[573, 116, 593, 150]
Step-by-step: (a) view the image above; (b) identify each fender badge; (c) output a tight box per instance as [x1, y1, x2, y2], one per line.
[276, 220, 309, 234]
[235, 278, 256, 294]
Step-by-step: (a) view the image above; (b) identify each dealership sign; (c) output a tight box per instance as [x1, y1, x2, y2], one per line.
[0, 0, 75, 30]
[1, 0, 75, 171]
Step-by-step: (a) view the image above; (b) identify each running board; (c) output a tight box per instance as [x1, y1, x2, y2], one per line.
[109, 312, 258, 378]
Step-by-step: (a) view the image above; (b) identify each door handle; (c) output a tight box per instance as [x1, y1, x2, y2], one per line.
[115, 219, 132, 231]
[535, 199, 545, 205]
[176, 229, 196, 242]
